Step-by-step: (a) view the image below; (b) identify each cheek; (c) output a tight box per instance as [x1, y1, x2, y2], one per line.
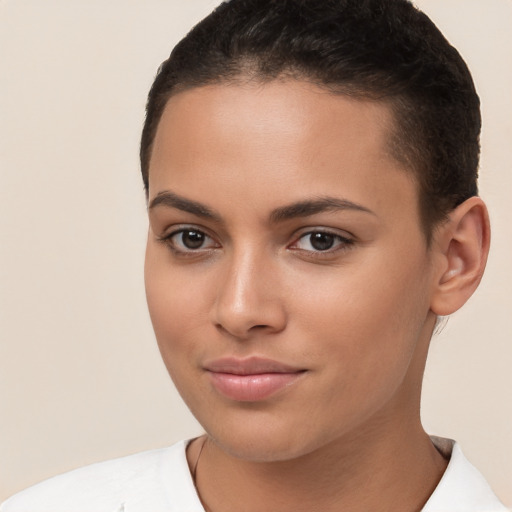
[144, 250, 216, 418]
[292, 252, 432, 385]
[144, 243, 210, 360]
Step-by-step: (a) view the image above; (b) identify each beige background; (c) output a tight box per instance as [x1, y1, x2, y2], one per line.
[0, 0, 511, 505]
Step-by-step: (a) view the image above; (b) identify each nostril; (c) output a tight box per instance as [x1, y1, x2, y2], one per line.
[214, 321, 278, 340]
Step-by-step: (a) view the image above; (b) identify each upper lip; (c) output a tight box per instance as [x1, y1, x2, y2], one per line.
[204, 357, 305, 375]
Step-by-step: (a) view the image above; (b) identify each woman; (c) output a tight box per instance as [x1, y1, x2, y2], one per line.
[1, 0, 508, 510]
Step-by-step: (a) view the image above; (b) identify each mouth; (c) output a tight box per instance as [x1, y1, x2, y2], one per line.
[204, 357, 307, 402]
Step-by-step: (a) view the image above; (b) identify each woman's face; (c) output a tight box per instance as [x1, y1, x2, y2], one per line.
[145, 80, 438, 461]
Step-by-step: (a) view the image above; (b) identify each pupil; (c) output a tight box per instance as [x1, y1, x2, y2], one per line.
[183, 230, 205, 249]
[310, 232, 334, 251]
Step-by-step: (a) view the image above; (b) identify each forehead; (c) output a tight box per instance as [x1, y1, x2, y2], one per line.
[148, 80, 418, 224]
[152, 80, 396, 171]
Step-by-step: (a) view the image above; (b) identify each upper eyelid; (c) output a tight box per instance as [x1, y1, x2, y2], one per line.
[161, 224, 215, 239]
[156, 225, 215, 245]
[291, 232, 352, 245]
[291, 226, 354, 241]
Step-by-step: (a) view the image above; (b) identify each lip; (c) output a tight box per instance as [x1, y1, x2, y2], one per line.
[204, 357, 307, 402]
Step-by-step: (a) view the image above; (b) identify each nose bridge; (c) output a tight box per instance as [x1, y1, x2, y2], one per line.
[213, 242, 286, 338]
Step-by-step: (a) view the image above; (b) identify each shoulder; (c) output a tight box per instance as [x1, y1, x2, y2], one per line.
[0, 440, 203, 512]
[423, 437, 509, 512]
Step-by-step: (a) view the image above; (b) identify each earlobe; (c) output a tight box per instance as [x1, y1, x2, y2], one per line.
[430, 197, 490, 316]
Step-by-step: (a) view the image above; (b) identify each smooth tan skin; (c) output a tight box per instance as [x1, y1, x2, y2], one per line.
[144, 81, 490, 512]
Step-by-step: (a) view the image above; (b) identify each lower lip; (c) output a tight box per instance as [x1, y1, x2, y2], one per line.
[208, 371, 304, 402]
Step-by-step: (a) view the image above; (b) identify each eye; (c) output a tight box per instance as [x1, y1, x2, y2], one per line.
[291, 230, 353, 253]
[176, 229, 208, 250]
[161, 227, 219, 253]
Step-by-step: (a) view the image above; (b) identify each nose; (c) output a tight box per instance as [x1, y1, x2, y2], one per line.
[212, 247, 287, 340]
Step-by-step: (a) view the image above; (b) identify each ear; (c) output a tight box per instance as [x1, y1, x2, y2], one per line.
[430, 197, 490, 316]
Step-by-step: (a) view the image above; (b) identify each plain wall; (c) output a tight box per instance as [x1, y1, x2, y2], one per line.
[0, 0, 510, 505]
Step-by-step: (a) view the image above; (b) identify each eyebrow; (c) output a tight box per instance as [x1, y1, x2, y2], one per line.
[148, 191, 221, 221]
[149, 190, 375, 223]
[269, 197, 376, 223]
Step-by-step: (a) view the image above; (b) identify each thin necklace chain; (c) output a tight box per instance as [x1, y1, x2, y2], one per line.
[191, 436, 212, 512]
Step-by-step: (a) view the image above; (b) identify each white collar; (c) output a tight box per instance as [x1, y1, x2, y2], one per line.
[422, 437, 507, 511]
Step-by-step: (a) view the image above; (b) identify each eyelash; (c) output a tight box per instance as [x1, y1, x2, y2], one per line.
[157, 226, 355, 258]
[157, 227, 219, 256]
[289, 230, 355, 257]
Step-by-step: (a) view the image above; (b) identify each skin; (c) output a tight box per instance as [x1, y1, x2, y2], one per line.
[144, 80, 489, 512]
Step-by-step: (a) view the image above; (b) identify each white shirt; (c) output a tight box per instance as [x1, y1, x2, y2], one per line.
[1, 438, 507, 512]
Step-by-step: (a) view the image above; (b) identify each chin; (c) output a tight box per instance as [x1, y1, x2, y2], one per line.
[213, 434, 306, 463]
[200, 413, 334, 463]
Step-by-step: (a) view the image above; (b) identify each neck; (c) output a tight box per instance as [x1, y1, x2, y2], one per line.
[188, 415, 447, 512]
[187, 317, 447, 512]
